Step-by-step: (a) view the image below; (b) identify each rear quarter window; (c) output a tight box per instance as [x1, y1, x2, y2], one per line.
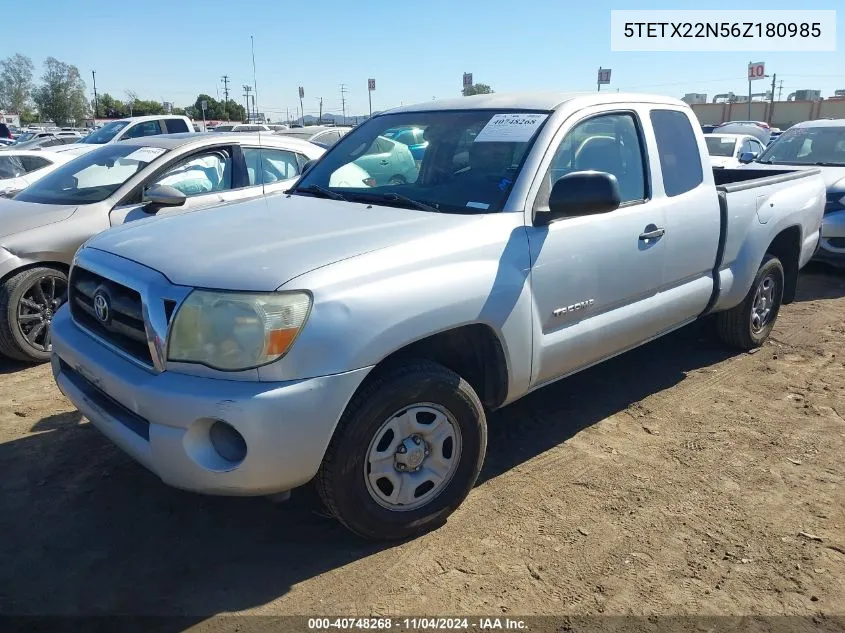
[164, 118, 190, 133]
[650, 109, 704, 197]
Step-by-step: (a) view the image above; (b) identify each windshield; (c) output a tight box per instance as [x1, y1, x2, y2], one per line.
[14, 143, 169, 205]
[78, 120, 130, 144]
[213, 124, 235, 132]
[757, 126, 845, 166]
[0, 155, 26, 179]
[15, 132, 35, 143]
[293, 109, 550, 213]
[705, 136, 737, 157]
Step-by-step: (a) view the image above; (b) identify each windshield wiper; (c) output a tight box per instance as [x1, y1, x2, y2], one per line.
[382, 192, 441, 213]
[813, 161, 845, 167]
[348, 191, 440, 213]
[295, 184, 346, 201]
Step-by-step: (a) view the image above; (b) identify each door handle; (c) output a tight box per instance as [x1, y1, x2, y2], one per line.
[639, 226, 665, 241]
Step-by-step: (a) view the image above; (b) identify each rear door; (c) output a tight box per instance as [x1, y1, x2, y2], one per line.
[242, 146, 309, 196]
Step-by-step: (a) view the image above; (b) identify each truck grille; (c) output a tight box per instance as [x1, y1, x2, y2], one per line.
[69, 266, 153, 367]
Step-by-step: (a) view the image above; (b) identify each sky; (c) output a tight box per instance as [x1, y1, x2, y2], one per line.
[2, 0, 843, 122]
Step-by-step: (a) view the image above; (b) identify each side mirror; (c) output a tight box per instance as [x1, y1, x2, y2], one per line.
[536, 171, 621, 225]
[143, 184, 186, 210]
[738, 152, 756, 164]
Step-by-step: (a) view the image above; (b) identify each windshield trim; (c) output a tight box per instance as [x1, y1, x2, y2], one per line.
[292, 107, 553, 214]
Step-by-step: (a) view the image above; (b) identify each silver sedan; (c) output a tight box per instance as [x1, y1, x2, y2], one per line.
[0, 132, 325, 363]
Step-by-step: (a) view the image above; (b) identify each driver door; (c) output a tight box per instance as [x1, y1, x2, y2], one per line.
[108, 147, 236, 225]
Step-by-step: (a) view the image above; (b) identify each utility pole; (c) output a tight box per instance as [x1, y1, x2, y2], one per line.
[340, 84, 348, 125]
[91, 70, 99, 122]
[221, 75, 230, 121]
[747, 60, 752, 119]
[777, 80, 783, 101]
[768, 73, 777, 124]
[251, 36, 259, 121]
[318, 97, 323, 125]
[242, 85, 252, 122]
[286, 107, 290, 125]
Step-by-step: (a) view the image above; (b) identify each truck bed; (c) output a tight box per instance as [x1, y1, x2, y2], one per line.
[713, 167, 820, 192]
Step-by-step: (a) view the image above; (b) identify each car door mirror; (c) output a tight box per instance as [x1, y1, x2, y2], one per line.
[536, 171, 621, 225]
[142, 184, 186, 211]
[738, 151, 756, 164]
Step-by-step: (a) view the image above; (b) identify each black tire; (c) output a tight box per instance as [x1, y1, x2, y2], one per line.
[315, 359, 487, 540]
[716, 254, 784, 350]
[0, 266, 68, 363]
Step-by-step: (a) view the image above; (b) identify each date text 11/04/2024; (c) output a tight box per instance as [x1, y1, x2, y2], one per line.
[307, 617, 528, 630]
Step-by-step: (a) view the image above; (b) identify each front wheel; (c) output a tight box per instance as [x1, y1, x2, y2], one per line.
[315, 359, 487, 540]
[716, 254, 784, 350]
[0, 267, 68, 363]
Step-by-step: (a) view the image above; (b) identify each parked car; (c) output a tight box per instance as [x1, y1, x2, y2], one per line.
[701, 124, 718, 134]
[0, 138, 15, 147]
[0, 145, 98, 198]
[383, 125, 429, 164]
[76, 115, 195, 145]
[0, 132, 325, 362]
[5, 132, 83, 151]
[741, 118, 845, 268]
[704, 133, 766, 169]
[276, 125, 353, 149]
[712, 121, 772, 145]
[48, 92, 825, 540]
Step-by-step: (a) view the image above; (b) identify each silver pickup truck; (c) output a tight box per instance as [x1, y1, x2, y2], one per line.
[49, 93, 825, 540]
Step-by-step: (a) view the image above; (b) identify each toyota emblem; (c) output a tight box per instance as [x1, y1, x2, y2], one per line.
[93, 291, 111, 324]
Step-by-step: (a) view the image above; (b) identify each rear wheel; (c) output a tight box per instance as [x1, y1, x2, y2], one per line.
[0, 267, 68, 363]
[316, 359, 487, 540]
[716, 254, 784, 350]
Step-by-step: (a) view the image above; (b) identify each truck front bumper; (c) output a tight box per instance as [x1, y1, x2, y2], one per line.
[50, 306, 372, 496]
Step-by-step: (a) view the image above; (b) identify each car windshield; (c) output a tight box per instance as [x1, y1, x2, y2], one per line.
[213, 125, 235, 132]
[0, 155, 26, 179]
[14, 143, 169, 205]
[705, 136, 737, 157]
[757, 126, 845, 166]
[15, 132, 35, 143]
[292, 109, 551, 213]
[78, 120, 130, 144]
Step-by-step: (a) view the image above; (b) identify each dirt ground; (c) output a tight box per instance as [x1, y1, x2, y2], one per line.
[0, 264, 843, 629]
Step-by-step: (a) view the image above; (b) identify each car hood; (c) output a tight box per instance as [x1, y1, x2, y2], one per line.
[85, 194, 484, 291]
[710, 156, 735, 168]
[0, 198, 78, 240]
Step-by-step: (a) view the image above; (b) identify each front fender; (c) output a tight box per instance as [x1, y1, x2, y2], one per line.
[264, 223, 534, 402]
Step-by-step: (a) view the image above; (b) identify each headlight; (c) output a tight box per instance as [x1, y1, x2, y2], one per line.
[167, 290, 312, 371]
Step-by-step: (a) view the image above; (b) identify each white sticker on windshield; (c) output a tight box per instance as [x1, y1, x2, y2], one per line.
[123, 147, 167, 163]
[474, 113, 548, 143]
[466, 201, 490, 209]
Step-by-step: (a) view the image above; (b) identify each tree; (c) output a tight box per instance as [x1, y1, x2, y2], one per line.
[94, 93, 126, 118]
[0, 53, 35, 114]
[186, 94, 245, 122]
[462, 83, 493, 97]
[32, 57, 88, 125]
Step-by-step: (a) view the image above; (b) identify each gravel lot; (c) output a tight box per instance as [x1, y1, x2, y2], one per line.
[1, 264, 843, 629]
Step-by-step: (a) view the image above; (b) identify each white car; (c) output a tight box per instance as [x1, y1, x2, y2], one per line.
[0, 145, 98, 197]
[76, 115, 196, 145]
[704, 133, 766, 169]
[352, 135, 418, 185]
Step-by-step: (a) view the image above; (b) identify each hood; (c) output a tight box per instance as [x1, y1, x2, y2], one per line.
[86, 194, 483, 291]
[710, 156, 735, 168]
[0, 198, 78, 240]
[743, 162, 845, 188]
